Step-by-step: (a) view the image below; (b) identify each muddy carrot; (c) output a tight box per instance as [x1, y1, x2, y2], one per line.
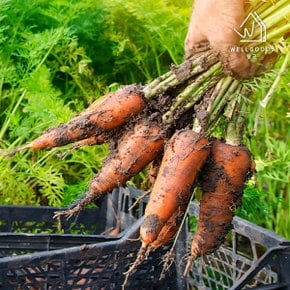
[54, 118, 166, 219]
[56, 135, 106, 159]
[184, 139, 254, 275]
[8, 85, 145, 156]
[86, 84, 145, 130]
[140, 129, 210, 248]
[151, 204, 187, 249]
[123, 129, 210, 284]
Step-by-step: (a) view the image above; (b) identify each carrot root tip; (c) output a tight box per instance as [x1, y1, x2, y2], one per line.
[140, 214, 164, 245]
[160, 250, 175, 280]
[4, 145, 28, 157]
[184, 254, 197, 276]
[53, 191, 96, 220]
[123, 246, 151, 287]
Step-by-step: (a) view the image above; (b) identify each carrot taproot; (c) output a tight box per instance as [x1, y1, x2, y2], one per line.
[8, 116, 102, 154]
[147, 157, 162, 186]
[140, 129, 210, 248]
[83, 84, 145, 130]
[56, 135, 106, 159]
[70, 135, 105, 148]
[8, 85, 145, 156]
[123, 129, 210, 283]
[184, 139, 254, 275]
[140, 155, 162, 191]
[151, 203, 187, 249]
[54, 118, 166, 218]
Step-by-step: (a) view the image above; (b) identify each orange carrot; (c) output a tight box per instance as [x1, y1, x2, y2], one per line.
[8, 116, 102, 154]
[73, 85, 143, 119]
[56, 135, 106, 159]
[123, 129, 210, 283]
[54, 118, 165, 218]
[184, 139, 254, 274]
[140, 155, 162, 191]
[147, 157, 161, 186]
[84, 84, 145, 130]
[8, 85, 145, 155]
[72, 135, 105, 147]
[151, 204, 187, 249]
[140, 129, 210, 248]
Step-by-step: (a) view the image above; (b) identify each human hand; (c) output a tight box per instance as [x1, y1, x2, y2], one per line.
[185, 0, 256, 79]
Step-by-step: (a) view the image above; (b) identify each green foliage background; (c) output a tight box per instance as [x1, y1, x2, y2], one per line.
[0, 0, 289, 238]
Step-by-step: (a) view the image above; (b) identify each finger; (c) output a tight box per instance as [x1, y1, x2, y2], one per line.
[184, 27, 207, 59]
[209, 36, 257, 79]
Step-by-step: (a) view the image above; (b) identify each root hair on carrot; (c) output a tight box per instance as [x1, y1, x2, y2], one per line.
[122, 246, 151, 288]
[128, 190, 150, 211]
[53, 190, 96, 220]
[159, 250, 175, 280]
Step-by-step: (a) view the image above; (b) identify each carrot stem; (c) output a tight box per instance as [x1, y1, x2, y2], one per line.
[172, 63, 222, 110]
[207, 79, 240, 130]
[162, 63, 222, 124]
[225, 93, 249, 146]
[260, 50, 290, 108]
[258, 0, 289, 20]
[142, 51, 219, 99]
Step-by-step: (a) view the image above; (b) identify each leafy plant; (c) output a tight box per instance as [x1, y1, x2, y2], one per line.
[243, 56, 290, 237]
[0, 0, 289, 238]
[0, 0, 108, 206]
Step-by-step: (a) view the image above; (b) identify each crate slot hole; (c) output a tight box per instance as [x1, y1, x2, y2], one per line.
[235, 233, 254, 260]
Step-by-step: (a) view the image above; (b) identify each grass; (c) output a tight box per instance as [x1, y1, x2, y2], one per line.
[0, 0, 289, 238]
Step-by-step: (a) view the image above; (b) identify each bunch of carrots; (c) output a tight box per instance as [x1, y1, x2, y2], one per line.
[7, 0, 289, 283]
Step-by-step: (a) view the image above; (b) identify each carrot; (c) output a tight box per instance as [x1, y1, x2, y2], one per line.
[75, 85, 144, 120]
[8, 85, 145, 156]
[69, 135, 105, 148]
[82, 84, 145, 130]
[184, 139, 254, 274]
[151, 204, 187, 249]
[140, 155, 162, 190]
[56, 135, 106, 159]
[8, 116, 102, 154]
[140, 129, 210, 248]
[123, 129, 209, 283]
[54, 118, 165, 218]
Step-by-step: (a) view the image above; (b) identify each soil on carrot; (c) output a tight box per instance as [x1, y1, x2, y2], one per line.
[172, 58, 194, 82]
[193, 80, 221, 131]
[141, 213, 165, 239]
[188, 140, 255, 262]
[198, 152, 244, 208]
[46, 117, 102, 147]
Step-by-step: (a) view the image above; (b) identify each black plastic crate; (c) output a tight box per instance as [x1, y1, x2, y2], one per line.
[0, 186, 289, 289]
[186, 204, 290, 290]
[0, 186, 144, 257]
[0, 187, 182, 289]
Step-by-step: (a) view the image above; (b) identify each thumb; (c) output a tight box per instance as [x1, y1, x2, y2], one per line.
[218, 47, 258, 79]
